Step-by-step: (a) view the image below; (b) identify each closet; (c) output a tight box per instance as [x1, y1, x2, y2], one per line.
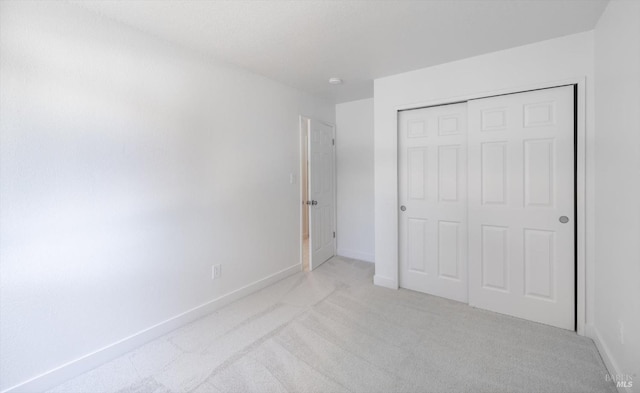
[398, 85, 575, 330]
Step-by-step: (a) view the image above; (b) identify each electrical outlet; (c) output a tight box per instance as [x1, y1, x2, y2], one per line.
[618, 320, 624, 344]
[212, 264, 222, 280]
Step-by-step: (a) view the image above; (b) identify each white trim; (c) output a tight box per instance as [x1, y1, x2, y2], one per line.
[575, 79, 587, 336]
[373, 274, 398, 289]
[2, 263, 301, 393]
[586, 325, 631, 393]
[331, 122, 338, 258]
[388, 77, 588, 335]
[337, 248, 375, 263]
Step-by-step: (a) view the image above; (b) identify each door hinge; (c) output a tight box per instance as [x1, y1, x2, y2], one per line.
[332, 139, 335, 146]
[333, 231, 336, 238]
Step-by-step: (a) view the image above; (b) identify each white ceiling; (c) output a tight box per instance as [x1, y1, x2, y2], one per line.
[71, 0, 608, 103]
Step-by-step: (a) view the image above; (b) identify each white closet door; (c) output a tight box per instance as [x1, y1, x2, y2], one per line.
[467, 86, 575, 330]
[399, 103, 468, 303]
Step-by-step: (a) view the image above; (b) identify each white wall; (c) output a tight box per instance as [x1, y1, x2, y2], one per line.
[593, 0, 640, 385]
[335, 98, 375, 262]
[0, 2, 334, 391]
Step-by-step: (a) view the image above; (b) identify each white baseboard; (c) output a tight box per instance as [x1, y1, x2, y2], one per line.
[336, 248, 374, 263]
[373, 274, 397, 289]
[586, 324, 632, 393]
[2, 263, 302, 393]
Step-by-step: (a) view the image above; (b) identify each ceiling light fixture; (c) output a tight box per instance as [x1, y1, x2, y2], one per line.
[328, 77, 343, 85]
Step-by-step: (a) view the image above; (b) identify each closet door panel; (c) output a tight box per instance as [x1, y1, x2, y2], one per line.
[467, 86, 575, 330]
[399, 103, 468, 302]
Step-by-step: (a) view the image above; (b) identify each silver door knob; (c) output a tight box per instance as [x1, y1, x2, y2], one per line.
[559, 216, 569, 223]
[400, 205, 406, 211]
[311, 200, 318, 206]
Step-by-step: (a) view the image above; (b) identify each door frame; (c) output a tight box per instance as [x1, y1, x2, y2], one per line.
[299, 115, 337, 271]
[394, 78, 587, 334]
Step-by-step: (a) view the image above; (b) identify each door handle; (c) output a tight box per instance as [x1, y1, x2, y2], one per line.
[400, 205, 406, 211]
[559, 216, 569, 223]
[311, 200, 318, 206]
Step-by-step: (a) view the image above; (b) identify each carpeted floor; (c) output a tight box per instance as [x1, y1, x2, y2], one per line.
[48, 257, 616, 393]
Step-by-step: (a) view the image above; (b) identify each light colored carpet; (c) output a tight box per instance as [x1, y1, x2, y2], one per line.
[48, 257, 615, 393]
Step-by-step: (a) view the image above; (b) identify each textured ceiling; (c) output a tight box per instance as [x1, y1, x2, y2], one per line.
[71, 0, 608, 103]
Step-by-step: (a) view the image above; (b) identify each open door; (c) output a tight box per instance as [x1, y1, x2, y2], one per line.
[308, 119, 336, 270]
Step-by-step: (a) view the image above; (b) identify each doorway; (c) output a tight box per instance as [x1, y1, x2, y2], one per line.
[301, 117, 311, 272]
[300, 116, 336, 272]
[398, 85, 576, 330]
